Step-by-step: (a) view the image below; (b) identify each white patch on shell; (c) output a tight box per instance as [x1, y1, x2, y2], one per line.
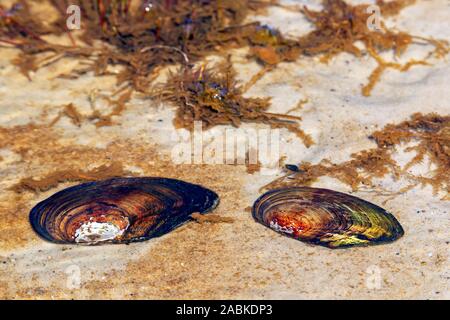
[74, 221, 128, 244]
[269, 220, 295, 235]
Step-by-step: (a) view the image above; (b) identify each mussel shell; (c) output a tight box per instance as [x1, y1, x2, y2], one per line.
[30, 177, 219, 245]
[252, 187, 404, 248]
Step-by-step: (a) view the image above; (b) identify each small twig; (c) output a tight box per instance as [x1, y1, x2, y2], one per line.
[241, 65, 274, 93]
[0, 38, 23, 46]
[140, 45, 190, 64]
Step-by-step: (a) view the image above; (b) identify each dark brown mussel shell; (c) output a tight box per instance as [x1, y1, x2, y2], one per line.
[30, 177, 219, 245]
[252, 187, 404, 249]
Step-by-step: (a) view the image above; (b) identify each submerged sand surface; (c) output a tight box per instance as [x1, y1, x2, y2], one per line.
[0, 0, 448, 299]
